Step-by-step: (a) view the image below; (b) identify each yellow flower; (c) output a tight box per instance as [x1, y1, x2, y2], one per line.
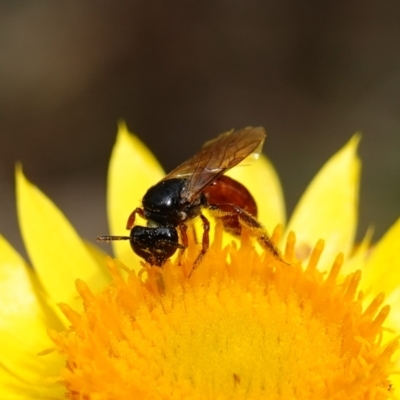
[1, 123, 399, 399]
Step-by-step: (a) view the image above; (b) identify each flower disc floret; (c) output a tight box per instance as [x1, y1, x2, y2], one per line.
[50, 227, 398, 400]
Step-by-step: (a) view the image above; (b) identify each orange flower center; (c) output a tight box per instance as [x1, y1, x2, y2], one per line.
[49, 225, 398, 399]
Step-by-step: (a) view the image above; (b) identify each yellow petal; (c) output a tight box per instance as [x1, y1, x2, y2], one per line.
[340, 227, 373, 275]
[285, 135, 360, 269]
[362, 218, 400, 297]
[107, 122, 164, 267]
[226, 154, 286, 233]
[16, 166, 109, 304]
[0, 236, 63, 398]
[84, 240, 111, 277]
[391, 376, 400, 400]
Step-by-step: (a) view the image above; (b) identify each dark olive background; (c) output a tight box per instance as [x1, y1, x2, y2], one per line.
[0, 2, 399, 259]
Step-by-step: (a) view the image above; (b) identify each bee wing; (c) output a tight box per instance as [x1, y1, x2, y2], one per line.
[163, 126, 266, 202]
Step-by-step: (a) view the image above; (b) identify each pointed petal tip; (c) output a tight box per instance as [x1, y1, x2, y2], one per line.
[15, 163, 33, 205]
[335, 133, 362, 179]
[113, 120, 158, 165]
[15, 164, 38, 201]
[344, 133, 362, 157]
[328, 134, 362, 176]
[15, 162, 25, 185]
[285, 133, 362, 267]
[116, 120, 132, 140]
[15, 161, 23, 174]
[117, 119, 127, 130]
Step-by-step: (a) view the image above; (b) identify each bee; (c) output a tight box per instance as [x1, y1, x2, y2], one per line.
[97, 127, 280, 269]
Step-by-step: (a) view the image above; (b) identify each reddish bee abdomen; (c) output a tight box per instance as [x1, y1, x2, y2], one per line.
[202, 175, 257, 235]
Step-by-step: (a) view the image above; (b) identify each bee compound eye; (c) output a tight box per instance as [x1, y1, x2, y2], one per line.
[130, 226, 180, 266]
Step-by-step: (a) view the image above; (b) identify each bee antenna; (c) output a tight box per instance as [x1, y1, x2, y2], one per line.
[97, 235, 131, 243]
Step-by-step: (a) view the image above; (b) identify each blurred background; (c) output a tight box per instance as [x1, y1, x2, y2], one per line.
[0, 1, 399, 259]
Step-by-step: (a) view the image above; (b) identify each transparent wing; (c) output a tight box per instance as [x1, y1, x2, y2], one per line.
[163, 126, 266, 202]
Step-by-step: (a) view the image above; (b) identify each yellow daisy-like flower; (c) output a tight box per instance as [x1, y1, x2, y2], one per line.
[1, 123, 400, 399]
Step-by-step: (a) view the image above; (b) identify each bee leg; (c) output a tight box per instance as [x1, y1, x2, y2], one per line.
[208, 204, 281, 260]
[189, 214, 210, 277]
[126, 207, 145, 230]
[177, 223, 188, 265]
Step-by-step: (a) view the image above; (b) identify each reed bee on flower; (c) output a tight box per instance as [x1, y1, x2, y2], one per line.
[98, 127, 280, 268]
